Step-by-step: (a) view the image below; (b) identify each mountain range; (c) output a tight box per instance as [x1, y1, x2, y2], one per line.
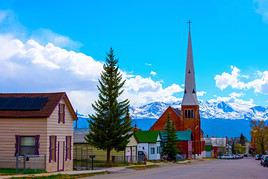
[129, 100, 268, 120]
[75, 100, 268, 140]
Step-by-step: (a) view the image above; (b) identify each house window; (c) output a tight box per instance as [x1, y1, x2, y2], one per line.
[150, 147, 155, 154]
[58, 104, 65, 123]
[66, 136, 72, 160]
[16, 136, 39, 156]
[157, 146, 160, 154]
[185, 110, 194, 119]
[49, 136, 57, 162]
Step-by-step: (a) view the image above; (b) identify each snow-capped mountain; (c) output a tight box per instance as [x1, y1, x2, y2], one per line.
[129, 100, 268, 120]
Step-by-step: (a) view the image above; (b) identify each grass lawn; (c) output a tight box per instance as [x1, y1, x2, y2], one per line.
[9, 171, 109, 179]
[74, 159, 129, 168]
[0, 168, 46, 175]
[126, 164, 159, 170]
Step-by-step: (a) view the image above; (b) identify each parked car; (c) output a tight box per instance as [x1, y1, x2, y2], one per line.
[261, 155, 268, 166]
[255, 154, 263, 160]
[262, 156, 268, 167]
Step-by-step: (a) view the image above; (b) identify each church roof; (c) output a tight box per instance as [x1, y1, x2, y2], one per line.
[182, 29, 198, 106]
[160, 130, 192, 141]
[134, 131, 160, 143]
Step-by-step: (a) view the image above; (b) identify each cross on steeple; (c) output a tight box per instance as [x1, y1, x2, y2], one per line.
[187, 20, 192, 31]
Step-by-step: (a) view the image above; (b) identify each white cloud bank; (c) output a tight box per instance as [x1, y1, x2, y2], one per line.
[215, 66, 268, 94]
[0, 33, 185, 114]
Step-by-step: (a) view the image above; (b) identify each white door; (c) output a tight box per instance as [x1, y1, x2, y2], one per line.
[58, 141, 65, 171]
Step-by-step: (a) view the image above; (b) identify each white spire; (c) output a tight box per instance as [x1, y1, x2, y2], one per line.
[182, 24, 198, 106]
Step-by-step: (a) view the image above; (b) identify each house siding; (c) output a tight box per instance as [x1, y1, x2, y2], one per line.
[46, 99, 73, 172]
[0, 118, 47, 169]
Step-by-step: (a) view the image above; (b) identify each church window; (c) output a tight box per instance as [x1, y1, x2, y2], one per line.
[185, 109, 194, 119]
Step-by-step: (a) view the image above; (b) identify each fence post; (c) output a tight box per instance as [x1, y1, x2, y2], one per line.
[44, 154, 46, 171]
[23, 155, 26, 173]
[16, 153, 19, 173]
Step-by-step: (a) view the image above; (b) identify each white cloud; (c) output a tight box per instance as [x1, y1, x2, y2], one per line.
[197, 91, 206, 97]
[31, 29, 82, 49]
[0, 33, 186, 114]
[150, 71, 157, 76]
[123, 76, 184, 106]
[145, 63, 152, 66]
[254, 0, 268, 23]
[214, 66, 247, 90]
[214, 66, 268, 94]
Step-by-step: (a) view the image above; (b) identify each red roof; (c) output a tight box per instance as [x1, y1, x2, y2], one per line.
[0, 92, 77, 119]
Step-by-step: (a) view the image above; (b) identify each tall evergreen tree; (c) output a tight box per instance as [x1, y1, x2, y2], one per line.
[86, 48, 132, 163]
[162, 114, 178, 161]
[231, 140, 235, 154]
[239, 133, 246, 146]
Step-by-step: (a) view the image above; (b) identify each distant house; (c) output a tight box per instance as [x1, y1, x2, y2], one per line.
[125, 134, 138, 163]
[0, 92, 77, 172]
[73, 128, 124, 167]
[204, 137, 227, 158]
[134, 131, 161, 160]
[160, 130, 192, 159]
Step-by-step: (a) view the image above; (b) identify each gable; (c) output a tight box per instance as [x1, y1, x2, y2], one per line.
[0, 92, 77, 120]
[150, 106, 182, 131]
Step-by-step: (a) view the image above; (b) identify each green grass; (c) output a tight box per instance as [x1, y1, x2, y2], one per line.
[74, 159, 129, 168]
[126, 164, 159, 170]
[10, 171, 109, 179]
[0, 168, 46, 175]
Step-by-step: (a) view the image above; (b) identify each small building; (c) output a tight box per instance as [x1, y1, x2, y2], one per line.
[160, 130, 192, 159]
[73, 128, 124, 168]
[125, 134, 138, 163]
[0, 92, 77, 172]
[134, 131, 161, 161]
[204, 137, 227, 158]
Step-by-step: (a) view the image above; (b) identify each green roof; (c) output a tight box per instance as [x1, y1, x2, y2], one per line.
[160, 130, 192, 141]
[134, 131, 160, 143]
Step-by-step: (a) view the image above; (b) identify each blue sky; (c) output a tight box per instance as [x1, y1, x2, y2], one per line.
[0, 0, 268, 114]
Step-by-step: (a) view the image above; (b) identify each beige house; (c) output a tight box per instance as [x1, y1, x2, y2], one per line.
[125, 134, 138, 162]
[0, 92, 77, 172]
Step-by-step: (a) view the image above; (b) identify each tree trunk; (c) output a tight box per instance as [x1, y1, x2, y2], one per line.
[107, 148, 111, 164]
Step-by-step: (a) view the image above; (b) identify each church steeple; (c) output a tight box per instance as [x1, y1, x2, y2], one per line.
[182, 21, 198, 106]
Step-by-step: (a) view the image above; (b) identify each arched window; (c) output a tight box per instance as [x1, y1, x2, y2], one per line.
[184, 109, 194, 119]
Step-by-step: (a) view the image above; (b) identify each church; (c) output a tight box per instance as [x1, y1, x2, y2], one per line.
[150, 24, 205, 158]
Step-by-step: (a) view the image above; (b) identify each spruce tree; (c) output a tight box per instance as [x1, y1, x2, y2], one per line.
[86, 48, 132, 163]
[239, 133, 246, 146]
[162, 114, 178, 161]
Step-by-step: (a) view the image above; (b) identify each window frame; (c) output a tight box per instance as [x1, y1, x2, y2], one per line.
[58, 103, 65, 124]
[15, 135, 39, 156]
[157, 146, 160, 154]
[49, 136, 57, 162]
[65, 136, 72, 160]
[150, 147, 155, 155]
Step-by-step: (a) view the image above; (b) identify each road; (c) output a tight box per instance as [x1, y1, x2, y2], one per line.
[87, 158, 268, 179]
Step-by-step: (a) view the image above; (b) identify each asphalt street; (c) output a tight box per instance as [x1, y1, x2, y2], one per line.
[86, 158, 268, 179]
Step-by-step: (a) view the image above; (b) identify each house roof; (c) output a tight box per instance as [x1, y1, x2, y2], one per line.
[160, 130, 192, 141]
[0, 92, 77, 120]
[134, 131, 160, 143]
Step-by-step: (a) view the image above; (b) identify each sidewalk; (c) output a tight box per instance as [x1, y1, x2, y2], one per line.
[0, 167, 125, 179]
[0, 162, 163, 178]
